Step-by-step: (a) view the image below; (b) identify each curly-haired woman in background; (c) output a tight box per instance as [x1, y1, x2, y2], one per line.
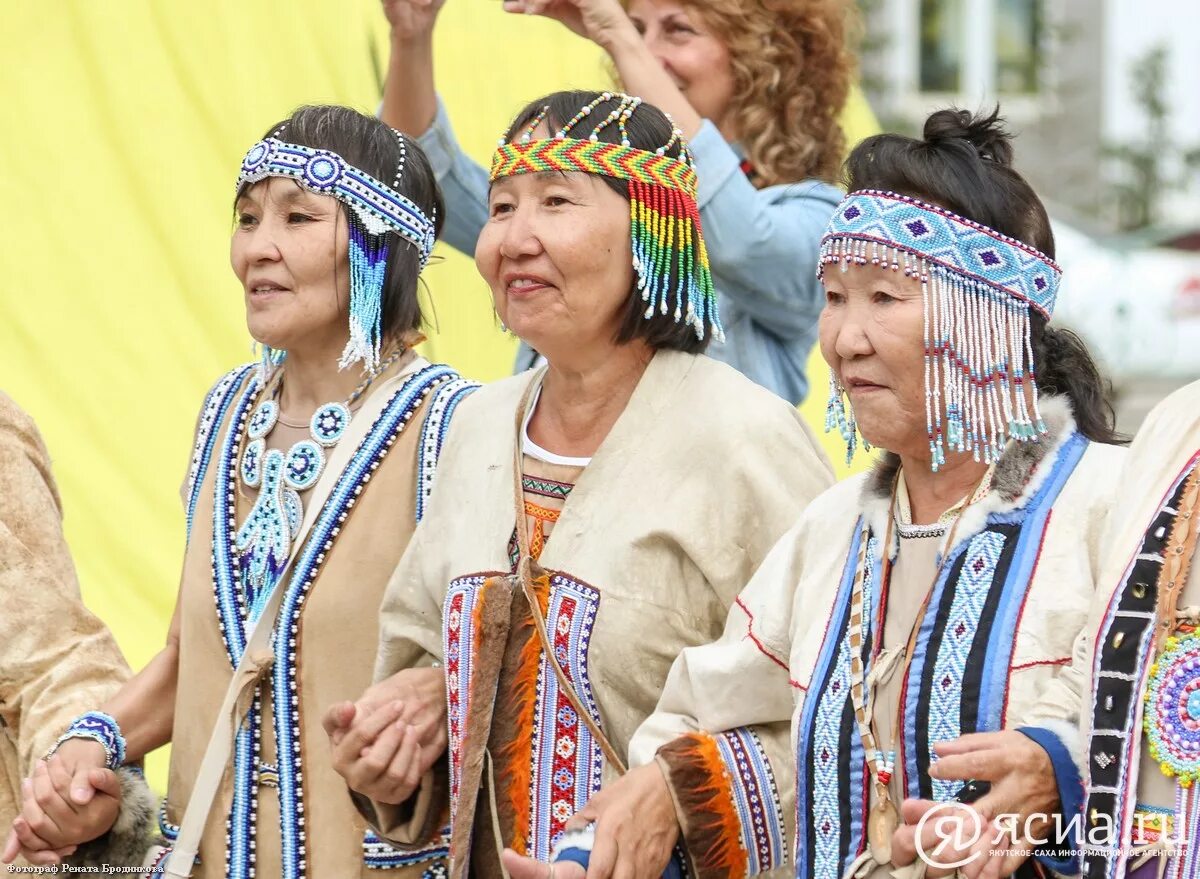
[380, 0, 856, 405]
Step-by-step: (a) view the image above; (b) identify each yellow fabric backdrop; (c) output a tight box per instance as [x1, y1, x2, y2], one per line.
[1, 0, 876, 787]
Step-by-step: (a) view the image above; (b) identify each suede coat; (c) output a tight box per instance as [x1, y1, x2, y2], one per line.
[631, 397, 1125, 879]
[361, 350, 835, 878]
[157, 358, 475, 879]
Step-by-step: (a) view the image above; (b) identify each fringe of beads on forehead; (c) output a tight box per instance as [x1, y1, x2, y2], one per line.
[818, 190, 1063, 471]
[238, 130, 437, 375]
[489, 92, 723, 342]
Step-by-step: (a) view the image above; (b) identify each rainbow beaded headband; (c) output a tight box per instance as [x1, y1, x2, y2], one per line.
[488, 93, 723, 342]
[237, 132, 436, 375]
[819, 190, 1064, 470]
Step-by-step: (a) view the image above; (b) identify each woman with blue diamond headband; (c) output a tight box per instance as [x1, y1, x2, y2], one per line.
[500, 108, 1129, 879]
[7, 105, 477, 879]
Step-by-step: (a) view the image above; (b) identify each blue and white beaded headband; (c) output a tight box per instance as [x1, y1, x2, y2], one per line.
[238, 138, 436, 266]
[238, 135, 437, 375]
[819, 190, 1064, 471]
[819, 189, 1061, 316]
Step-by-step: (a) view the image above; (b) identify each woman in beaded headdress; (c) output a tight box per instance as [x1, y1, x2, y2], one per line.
[496, 108, 1130, 879]
[327, 89, 835, 877]
[6, 105, 479, 878]
[378, 0, 854, 406]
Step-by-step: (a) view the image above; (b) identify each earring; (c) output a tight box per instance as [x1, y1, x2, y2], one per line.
[824, 372, 860, 465]
[255, 342, 286, 384]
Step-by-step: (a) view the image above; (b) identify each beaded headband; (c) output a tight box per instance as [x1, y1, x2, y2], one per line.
[488, 92, 722, 342]
[237, 132, 437, 374]
[819, 190, 1064, 470]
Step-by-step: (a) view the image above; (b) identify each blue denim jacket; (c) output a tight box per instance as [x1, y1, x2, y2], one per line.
[418, 98, 841, 405]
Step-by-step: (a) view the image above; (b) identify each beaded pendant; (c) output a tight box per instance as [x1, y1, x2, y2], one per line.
[1143, 631, 1200, 786]
[235, 397, 353, 622]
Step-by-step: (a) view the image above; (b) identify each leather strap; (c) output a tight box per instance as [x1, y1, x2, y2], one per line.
[162, 361, 424, 877]
[1153, 465, 1200, 652]
[510, 371, 628, 776]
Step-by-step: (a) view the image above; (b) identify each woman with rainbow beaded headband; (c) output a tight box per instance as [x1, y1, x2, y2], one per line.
[378, 0, 853, 406]
[330, 89, 835, 878]
[492, 108, 1129, 879]
[7, 105, 479, 879]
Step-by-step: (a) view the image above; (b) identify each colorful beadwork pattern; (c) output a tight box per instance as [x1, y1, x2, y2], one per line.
[820, 190, 1060, 315]
[819, 190, 1062, 471]
[444, 575, 487, 820]
[714, 728, 785, 875]
[1143, 631, 1200, 785]
[209, 364, 456, 879]
[1082, 460, 1199, 879]
[415, 378, 480, 524]
[238, 139, 435, 265]
[926, 532, 1006, 801]
[490, 139, 697, 196]
[526, 574, 604, 859]
[185, 364, 255, 539]
[488, 94, 722, 343]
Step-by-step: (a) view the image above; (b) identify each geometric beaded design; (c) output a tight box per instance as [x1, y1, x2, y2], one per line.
[927, 531, 1006, 801]
[238, 139, 436, 266]
[1144, 631, 1200, 786]
[714, 728, 785, 875]
[820, 190, 1061, 317]
[310, 402, 351, 447]
[208, 364, 456, 879]
[525, 574, 604, 859]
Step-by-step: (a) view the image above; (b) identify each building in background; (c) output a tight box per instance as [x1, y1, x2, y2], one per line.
[859, 0, 1200, 428]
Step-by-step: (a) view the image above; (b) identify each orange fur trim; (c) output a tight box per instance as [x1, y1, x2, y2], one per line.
[491, 573, 552, 854]
[658, 732, 747, 879]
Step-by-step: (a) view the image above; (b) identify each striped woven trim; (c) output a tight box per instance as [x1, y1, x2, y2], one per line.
[490, 139, 697, 198]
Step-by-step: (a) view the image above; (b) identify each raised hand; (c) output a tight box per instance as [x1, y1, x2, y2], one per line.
[382, 0, 448, 42]
[500, 0, 637, 51]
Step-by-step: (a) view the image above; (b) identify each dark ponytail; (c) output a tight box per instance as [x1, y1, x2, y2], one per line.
[844, 107, 1125, 445]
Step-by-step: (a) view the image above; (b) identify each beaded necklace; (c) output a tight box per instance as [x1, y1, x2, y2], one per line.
[233, 347, 403, 620]
[847, 464, 993, 864]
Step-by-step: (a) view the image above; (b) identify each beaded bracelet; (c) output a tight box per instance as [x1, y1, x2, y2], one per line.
[46, 711, 126, 770]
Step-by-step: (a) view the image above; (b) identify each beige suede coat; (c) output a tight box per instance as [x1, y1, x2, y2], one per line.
[631, 397, 1125, 879]
[157, 359, 474, 879]
[361, 350, 836, 878]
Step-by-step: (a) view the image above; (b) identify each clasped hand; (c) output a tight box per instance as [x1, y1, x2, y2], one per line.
[324, 666, 448, 805]
[2, 739, 121, 867]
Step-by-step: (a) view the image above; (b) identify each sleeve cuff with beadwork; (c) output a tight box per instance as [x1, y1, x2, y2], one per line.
[352, 759, 449, 850]
[656, 730, 788, 879]
[1017, 725, 1084, 875]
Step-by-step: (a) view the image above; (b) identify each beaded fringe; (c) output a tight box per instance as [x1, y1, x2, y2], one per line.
[629, 178, 724, 342]
[821, 237, 1047, 471]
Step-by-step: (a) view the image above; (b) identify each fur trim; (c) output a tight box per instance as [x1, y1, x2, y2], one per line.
[656, 733, 747, 879]
[491, 573, 552, 854]
[859, 395, 1078, 546]
[67, 765, 157, 868]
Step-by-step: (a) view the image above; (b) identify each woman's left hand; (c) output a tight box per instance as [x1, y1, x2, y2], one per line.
[501, 0, 637, 52]
[501, 763, 680, 879]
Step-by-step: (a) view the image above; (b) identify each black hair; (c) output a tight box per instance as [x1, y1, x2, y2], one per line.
[502, 91, 709, 355]
[237, 105, 445, 342]
[844, 107, 1124, 445]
